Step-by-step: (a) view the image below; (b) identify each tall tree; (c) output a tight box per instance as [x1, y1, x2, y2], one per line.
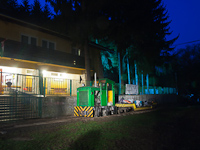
[0, 0, 19, 17]
[174, 44, 200, 95]
[30, 0, 42, 24]
[42, 3, 52, 21]
[19, 0, 31, 20]
[47, 0, 177, 82]
[0, 0, 9, 14]
[99, 0, 177, 74]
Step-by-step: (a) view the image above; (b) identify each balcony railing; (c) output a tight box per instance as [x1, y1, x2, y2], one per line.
[2, 39, 85, 69]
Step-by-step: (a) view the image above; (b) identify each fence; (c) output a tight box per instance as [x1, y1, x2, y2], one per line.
[115, 84, 177, 95]
[0, 72, 94, 96]
[43, 78, 93, 96]
[0, 72, 39, 95]
[0, 71, 177, 96]
[0, 95, 42, 122]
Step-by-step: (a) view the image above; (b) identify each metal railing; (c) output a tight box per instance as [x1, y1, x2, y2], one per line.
[43, 78, 93, 96]
[0, 72, 94, 96]
[114, 83, 176, 95]
[0, 71, 177, 96]
[4, 39, 85, 68]
[0, 95, 42, 122]
[0, 72, 40, 95]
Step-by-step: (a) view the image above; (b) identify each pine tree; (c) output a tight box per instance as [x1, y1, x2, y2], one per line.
[47, 0, 177, 81]
[42, 3, 52, 21]
[0, 0, 9, 14]
[0, 0, 19, 17]
[19, 0, 31, 21]
[30, 0, 42, 24]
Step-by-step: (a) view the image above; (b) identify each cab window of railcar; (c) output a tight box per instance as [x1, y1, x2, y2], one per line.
[102, 83, 106, 90]
[108, 83, 112, 90]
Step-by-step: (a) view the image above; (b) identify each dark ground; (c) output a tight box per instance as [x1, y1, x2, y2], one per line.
[0, 108, 154, 140]
[1, 105, 200, 150]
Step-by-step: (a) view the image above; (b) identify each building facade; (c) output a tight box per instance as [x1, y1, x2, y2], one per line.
[0, 14, 103, 95]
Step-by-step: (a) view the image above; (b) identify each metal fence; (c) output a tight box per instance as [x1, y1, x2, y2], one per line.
[115, 84, 176, 95]
[0, 72, 39, 95]
[43, 78, 92, 96]
[0, 95, 42, 122]
[0, 72, 177, 122]
[0, 71, 177, 96]
[0, 72, 94, 96]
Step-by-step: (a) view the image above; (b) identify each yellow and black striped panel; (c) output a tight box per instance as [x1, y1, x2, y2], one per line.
[74, 106, 94, 117]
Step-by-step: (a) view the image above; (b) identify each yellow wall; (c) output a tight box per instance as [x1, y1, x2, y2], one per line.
[0, 19, 72, 53]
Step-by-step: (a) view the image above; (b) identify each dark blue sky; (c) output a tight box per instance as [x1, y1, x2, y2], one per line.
[164, 0, 200, 50]
[17, 0, 200, 51]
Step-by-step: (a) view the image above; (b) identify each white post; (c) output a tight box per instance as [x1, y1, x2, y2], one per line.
[94, 72, 97, 87]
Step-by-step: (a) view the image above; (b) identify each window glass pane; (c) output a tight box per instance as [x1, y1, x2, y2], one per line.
[72, 47, 78, 55]
[42, 40, 48, 48]
[21, 35, 28, 44]
[31, 37, 37, 46]
[78, 49, 81, 56]
[49, 42, 55, 50]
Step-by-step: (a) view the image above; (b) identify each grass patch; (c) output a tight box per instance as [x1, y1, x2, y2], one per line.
[1, 105, 200, 150]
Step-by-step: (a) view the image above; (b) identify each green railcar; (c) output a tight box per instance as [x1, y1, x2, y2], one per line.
[74, 78, 116, 117]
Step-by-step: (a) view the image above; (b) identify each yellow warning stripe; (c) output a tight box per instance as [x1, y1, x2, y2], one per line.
[88, 110, 93, 117]
[77, 106, 81, 111]
[87, 107, 94, 117]
[74, 107, 78, 112]
[82, 106, 87, 111]
[74, 107, 79, 116]
[85, 107, 90, 112]
[74, 106, 94, 117]
[84, 107, 88, 117]
[74, 109, 79, 116]
[89, 107, 93, 111]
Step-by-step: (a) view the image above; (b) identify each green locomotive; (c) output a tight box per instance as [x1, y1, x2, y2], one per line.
[74, 78, 116, 117]
[74, 78, 157, 117]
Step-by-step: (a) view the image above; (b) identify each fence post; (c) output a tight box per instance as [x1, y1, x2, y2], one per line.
[44, 78, 46, 97]
[118, 52, 121, 94]
[146, 74, 149, 94]
[70, 80, 72, 96]
[135, 61, 138, 85]
[127, 58, 131, 84]
[141, 71, 144, 95]
[39, 70, 43, 95]
[38, 97, 42, 118]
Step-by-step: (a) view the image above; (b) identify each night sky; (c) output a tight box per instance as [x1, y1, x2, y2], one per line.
[17, 0, 200, 52]
[164, 0, 200, 51]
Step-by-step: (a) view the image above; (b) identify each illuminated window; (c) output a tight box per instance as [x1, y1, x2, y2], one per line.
[27, 69, 34, 74]
[51, 73, 58, 76]
[72, 48, 81, 56]
[78, 49, 81, 56]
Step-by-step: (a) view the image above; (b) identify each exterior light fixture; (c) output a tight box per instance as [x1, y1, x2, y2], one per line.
[42, 70, 47, 76]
